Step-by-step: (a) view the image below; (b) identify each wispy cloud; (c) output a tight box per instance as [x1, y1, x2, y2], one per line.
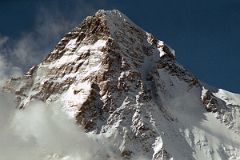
[0, 35, 8, 46]
[0, 93, 121, 160]
[7, 2, 96, 68]
[0, 0, 103, 85]
[0, 53, 22, 87]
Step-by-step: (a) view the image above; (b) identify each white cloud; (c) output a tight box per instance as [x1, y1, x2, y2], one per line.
[0, 0, 101, 86]
[0, 54, 22, 87]
[0, 35, 8, 46]
[0, 92, 121, 160]
[0, 0, 102, 72]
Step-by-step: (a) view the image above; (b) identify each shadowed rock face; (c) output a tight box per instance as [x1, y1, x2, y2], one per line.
[3, 10, 240, 160]
[202, 90, 219, 112]
[76, 83, 107, 133]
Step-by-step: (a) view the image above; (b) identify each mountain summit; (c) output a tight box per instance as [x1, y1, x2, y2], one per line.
[4, 10, 240, 160]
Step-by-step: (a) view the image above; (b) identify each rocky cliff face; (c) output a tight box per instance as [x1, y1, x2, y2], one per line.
[4, 10, 240, 160]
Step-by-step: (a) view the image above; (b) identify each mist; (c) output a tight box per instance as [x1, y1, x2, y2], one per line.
[0, 0, 103, 72]
[0, 92, 121, 160]
[0, 54, 22, 87]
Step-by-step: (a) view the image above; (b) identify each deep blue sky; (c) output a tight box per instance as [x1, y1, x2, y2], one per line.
[0, 0, 239, 93]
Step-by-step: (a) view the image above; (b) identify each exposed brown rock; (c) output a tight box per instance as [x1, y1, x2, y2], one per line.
[76, 83, 106, 132]
[202, 90, 218, 112]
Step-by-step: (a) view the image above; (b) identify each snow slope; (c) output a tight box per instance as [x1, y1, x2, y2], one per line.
[3, 10, 240, 160]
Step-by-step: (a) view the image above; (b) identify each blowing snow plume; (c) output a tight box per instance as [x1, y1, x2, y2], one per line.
[0, 92, 121, 160]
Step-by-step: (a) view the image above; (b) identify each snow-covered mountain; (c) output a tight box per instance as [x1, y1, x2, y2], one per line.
[3, 10, 240, 160]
